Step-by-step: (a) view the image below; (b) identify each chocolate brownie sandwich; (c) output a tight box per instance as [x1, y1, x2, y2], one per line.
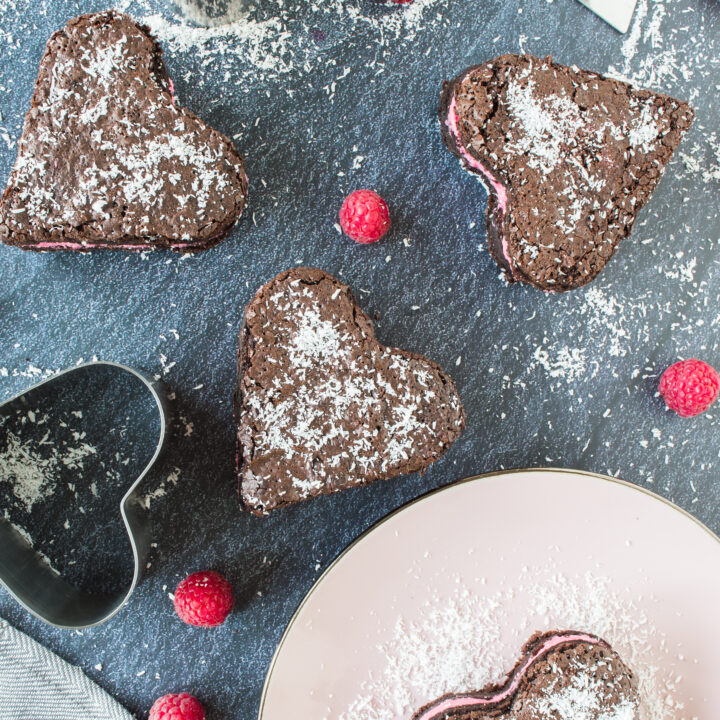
[0, 11, 248, 252]
[235, 268, 465, 515]
[413, 630, 641, 720]
[440, 54, 694, 291]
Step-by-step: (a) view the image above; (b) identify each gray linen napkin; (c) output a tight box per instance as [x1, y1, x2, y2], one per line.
[0, 619, 134, 720]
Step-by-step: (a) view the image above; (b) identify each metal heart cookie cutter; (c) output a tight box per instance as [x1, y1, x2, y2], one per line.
[0, 361, 168, 628]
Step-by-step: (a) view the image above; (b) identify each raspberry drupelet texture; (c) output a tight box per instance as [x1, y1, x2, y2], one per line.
[339, 189, 391, 243]
[149, 693, 205, 720]
[173, 571, 234, 627]
[659, 359, 720, 417]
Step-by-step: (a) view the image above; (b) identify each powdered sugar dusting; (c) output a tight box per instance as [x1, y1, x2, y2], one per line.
[506, 286, 633, 392]
[531, 345, 587, 383]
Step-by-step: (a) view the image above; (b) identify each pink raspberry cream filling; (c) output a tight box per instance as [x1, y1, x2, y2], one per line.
[445, 90, 517, 279]
[33, 241, 198, 250]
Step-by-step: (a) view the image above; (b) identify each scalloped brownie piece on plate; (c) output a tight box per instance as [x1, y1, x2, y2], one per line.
[440, 54, 694, 291]
[0, 11, 248, 252]
[235, 267, 466, 515]
[413, 630, 641, 720]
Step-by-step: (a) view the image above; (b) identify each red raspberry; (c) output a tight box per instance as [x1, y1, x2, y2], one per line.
[173, 571, 234, 627]
[339, 189, 391, 244]
[659, 359, 720, 417]
[149, 694, 205, 720]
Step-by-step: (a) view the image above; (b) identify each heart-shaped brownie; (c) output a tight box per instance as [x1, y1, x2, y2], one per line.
[0, 361, 166, 627]
[235, 268, 465, 515]
[440, 54, 694, 291]
[0, 11, 248, 252]
[413, 630, 641, 720]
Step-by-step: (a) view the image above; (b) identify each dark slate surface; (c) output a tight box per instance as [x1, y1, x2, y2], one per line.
[1, 0, 719, 718]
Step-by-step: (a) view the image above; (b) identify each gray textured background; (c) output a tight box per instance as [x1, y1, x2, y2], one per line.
[1, 0, 719, 718]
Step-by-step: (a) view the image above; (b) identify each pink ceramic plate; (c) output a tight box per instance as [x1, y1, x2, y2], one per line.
[259, 469, 720, 720]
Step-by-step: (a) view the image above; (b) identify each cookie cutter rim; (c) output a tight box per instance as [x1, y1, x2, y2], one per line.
[0, 360, 168, 629]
